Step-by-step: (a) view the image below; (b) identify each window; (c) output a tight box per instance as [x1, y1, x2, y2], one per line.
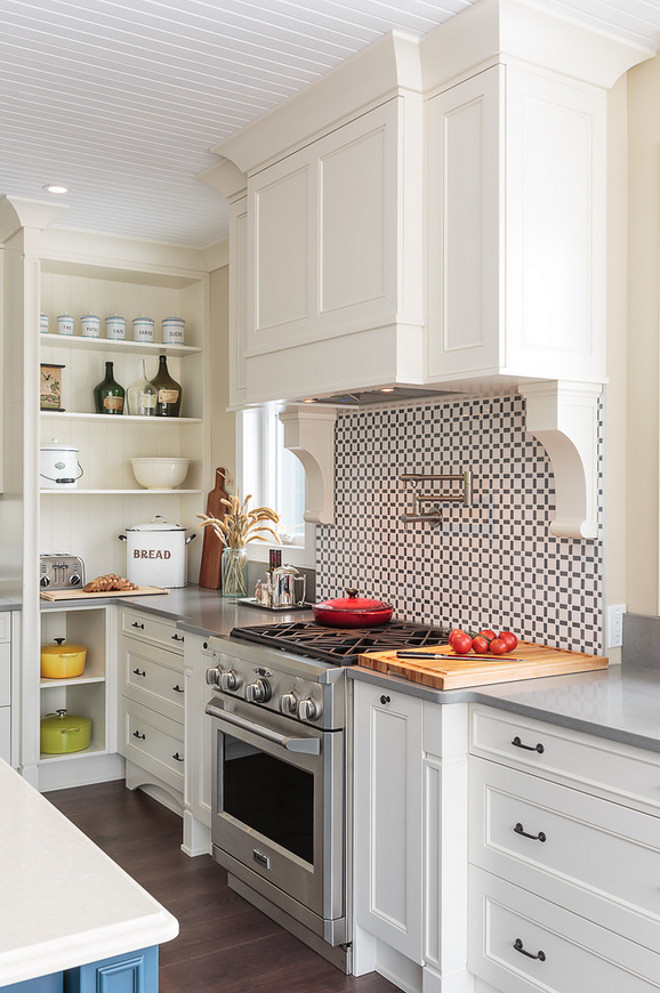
[237, 404, 312, 565]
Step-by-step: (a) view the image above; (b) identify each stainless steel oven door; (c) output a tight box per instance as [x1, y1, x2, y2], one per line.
[206, 695, 345, 937]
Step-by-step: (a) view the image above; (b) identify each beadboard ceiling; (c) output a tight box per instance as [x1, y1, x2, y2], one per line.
[1, 0, 659, 250]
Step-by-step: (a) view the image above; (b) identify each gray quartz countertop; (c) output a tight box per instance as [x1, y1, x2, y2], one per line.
[0, 597, 22, 612]
[40, 587, 660, 754]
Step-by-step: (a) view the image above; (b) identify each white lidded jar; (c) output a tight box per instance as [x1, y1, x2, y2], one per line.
[81, 314, 100, 338]
[39, 439, 83, 489]
[118, 514, 196, 588]
[40, 314, 49, 335]
[132, 316, 154, 343]
[57, 314, 74, 336]
[105, 314, 126, 340]
[161, 315, 185, 346]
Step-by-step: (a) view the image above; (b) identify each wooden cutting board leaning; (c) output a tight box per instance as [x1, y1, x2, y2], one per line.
[357, 641, 608, 690]
[198, 467, 228, 590]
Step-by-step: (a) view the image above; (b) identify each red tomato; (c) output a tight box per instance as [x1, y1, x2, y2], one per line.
[448, 629, 465, 646]
[479, 629, 496, 642]
[472, 636, 489, 654]
[489, 638, 507, 655]
[498, 631, 518, 652]
[451, 633, 473, 655]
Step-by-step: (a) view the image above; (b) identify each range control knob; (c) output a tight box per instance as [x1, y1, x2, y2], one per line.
[246, 678, 271, 704]
[205, 666, 221, 687]
[220, 670, 241, 692]
[280, 691, 298, 715]
[297, 697, 320, 722]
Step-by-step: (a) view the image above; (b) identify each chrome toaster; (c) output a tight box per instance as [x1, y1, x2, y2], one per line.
[39, 554, 86, 591]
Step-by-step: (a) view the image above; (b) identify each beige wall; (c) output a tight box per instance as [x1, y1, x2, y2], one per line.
[626, 54, 660, 615]
[208, 265, 236, 492]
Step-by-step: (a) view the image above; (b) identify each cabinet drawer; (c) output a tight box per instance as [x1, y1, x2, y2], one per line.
[470, 756, 660, 951]
[470, 704, 660, 813]
[0, 642, 10, 707]
[0, 611, 11, 643]
[120, 699, 184, 793]
[469, 867, 660, 993]
[121, 640, 184, 722]
[121, 608, 185, 654]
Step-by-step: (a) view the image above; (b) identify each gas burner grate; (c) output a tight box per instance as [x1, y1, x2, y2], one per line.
[230, 619, 450, 665]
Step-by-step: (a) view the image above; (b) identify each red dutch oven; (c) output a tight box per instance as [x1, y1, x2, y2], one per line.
[312, 588, 393, 628]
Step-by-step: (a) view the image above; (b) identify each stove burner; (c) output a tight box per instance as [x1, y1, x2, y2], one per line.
[230, 619, 450, 665]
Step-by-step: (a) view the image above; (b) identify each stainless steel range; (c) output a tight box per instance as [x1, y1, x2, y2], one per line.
[204, 619, 449, 972]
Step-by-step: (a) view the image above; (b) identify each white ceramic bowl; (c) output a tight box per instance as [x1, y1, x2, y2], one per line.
[130, 457, 190, 490]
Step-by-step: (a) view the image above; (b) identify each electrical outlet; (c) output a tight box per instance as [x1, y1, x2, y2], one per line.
[607, 604, 626, 649]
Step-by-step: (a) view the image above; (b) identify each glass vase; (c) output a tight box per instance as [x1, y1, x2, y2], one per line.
[222, 546, 248, 598]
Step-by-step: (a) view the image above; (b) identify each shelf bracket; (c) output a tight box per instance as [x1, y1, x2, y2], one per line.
[519, 380, 602, 540]
[279, 405, 337, 525]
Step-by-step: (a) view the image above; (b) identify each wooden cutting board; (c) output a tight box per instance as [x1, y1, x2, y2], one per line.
[358, 641, 608, 690]
[40, 586, 169, 601]
[198, 467, 228, 590]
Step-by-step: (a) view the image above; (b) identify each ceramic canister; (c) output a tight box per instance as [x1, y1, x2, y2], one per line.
[40, 314, 49, 335]
[161, 316, 185, 346]
[132, 316, 154, 343]
[81, 314, 100, 338]
[57, 314, 74, 336]
[105, 314, 126, 340]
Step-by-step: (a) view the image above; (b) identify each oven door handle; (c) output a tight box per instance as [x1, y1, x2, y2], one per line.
[205, 702, 321, 755]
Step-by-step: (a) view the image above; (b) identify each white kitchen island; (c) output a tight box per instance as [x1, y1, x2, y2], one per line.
[0, 757, 178, 991]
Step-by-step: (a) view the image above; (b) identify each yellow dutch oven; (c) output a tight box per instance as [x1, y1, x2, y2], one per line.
[40, 709, 92, 754]
[40, 637, 87, 679]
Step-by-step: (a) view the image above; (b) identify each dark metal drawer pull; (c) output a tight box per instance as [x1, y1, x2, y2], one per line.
[132, 621, 145, 630]
[132, 668, 146, 677]
[172, 684, 184, 694]
[513, 938, 546, 962]
[380, 695, 391, 705]
[171, 633, 185, 642]
[133, 730, 146, 740]
[514, 822, 546, 843]
[172, 752, 184, 762]
[512, 735, 544, 754]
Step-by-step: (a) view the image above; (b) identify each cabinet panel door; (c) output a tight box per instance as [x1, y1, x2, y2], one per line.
[354, 682, 423, 962]
[252, 162, 312, 333]
[229, 196, 248, 408]
[67, 947, 158, 993]
[426, 67, 502, 380]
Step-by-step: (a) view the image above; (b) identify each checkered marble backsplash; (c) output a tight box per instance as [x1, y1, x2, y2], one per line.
[316, 394, 604, 654]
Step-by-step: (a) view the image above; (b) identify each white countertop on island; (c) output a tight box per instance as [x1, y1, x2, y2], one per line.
[0, 759, 178, 986]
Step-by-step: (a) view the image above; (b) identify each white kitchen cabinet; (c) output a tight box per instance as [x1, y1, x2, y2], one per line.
[181, 632, 214, 856]
[0, 613, 12, 765]
[353, 681, 471, 991]
[426, 64, 606, 387]
[228, 194, 248, 409]
[354, 682, 424, 963]
[118, 606, 185, 813]
[468, 705, 660, 992]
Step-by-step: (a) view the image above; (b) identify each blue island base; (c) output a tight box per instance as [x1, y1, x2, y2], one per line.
[4, 947, 158, 993]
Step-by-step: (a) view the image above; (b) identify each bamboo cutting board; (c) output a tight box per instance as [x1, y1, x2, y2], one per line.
[40, 586, 169, 602]
[358, 642, 608, 690]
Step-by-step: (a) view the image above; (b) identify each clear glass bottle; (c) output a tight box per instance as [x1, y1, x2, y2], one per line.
[93, 361, 125, 415]
[127, 359, 157, 416]
[150, 355, 182, 417]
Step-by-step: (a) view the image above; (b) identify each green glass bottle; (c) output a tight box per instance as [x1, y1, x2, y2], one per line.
[93, 361, 125, 415]
[150, 355, 182, 417]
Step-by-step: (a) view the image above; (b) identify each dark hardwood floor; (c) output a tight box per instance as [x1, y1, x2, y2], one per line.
[47, 780, 397, 993]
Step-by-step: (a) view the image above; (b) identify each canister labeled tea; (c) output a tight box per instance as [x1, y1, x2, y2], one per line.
[81, 314, 100, 338]
[162, 316, 185, 345]
[132, 316, 154, 343]
[57, 314, 74, 336]
[105, 314, 126, 340]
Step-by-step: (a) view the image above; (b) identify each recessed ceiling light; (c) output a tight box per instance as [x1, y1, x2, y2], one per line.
[43, 184, 69, 195]
[380, 387, 396, 393]
[302, 397, 316, 403]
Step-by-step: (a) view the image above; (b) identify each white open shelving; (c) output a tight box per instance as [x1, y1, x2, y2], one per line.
[40, 332, 202, 358]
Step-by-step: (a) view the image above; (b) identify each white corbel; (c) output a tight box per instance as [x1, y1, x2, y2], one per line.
[279, 405, 337, 525]
[519, 381, 602, 540]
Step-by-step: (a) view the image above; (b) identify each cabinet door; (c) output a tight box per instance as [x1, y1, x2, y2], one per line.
[354, 682, 423, 962]
[426, 66, 502, 381]
[66, 947, 158, 993]
[228, 195, 248, 409]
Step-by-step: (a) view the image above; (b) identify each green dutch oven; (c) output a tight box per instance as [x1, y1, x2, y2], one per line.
[40, 708, 92, 754]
